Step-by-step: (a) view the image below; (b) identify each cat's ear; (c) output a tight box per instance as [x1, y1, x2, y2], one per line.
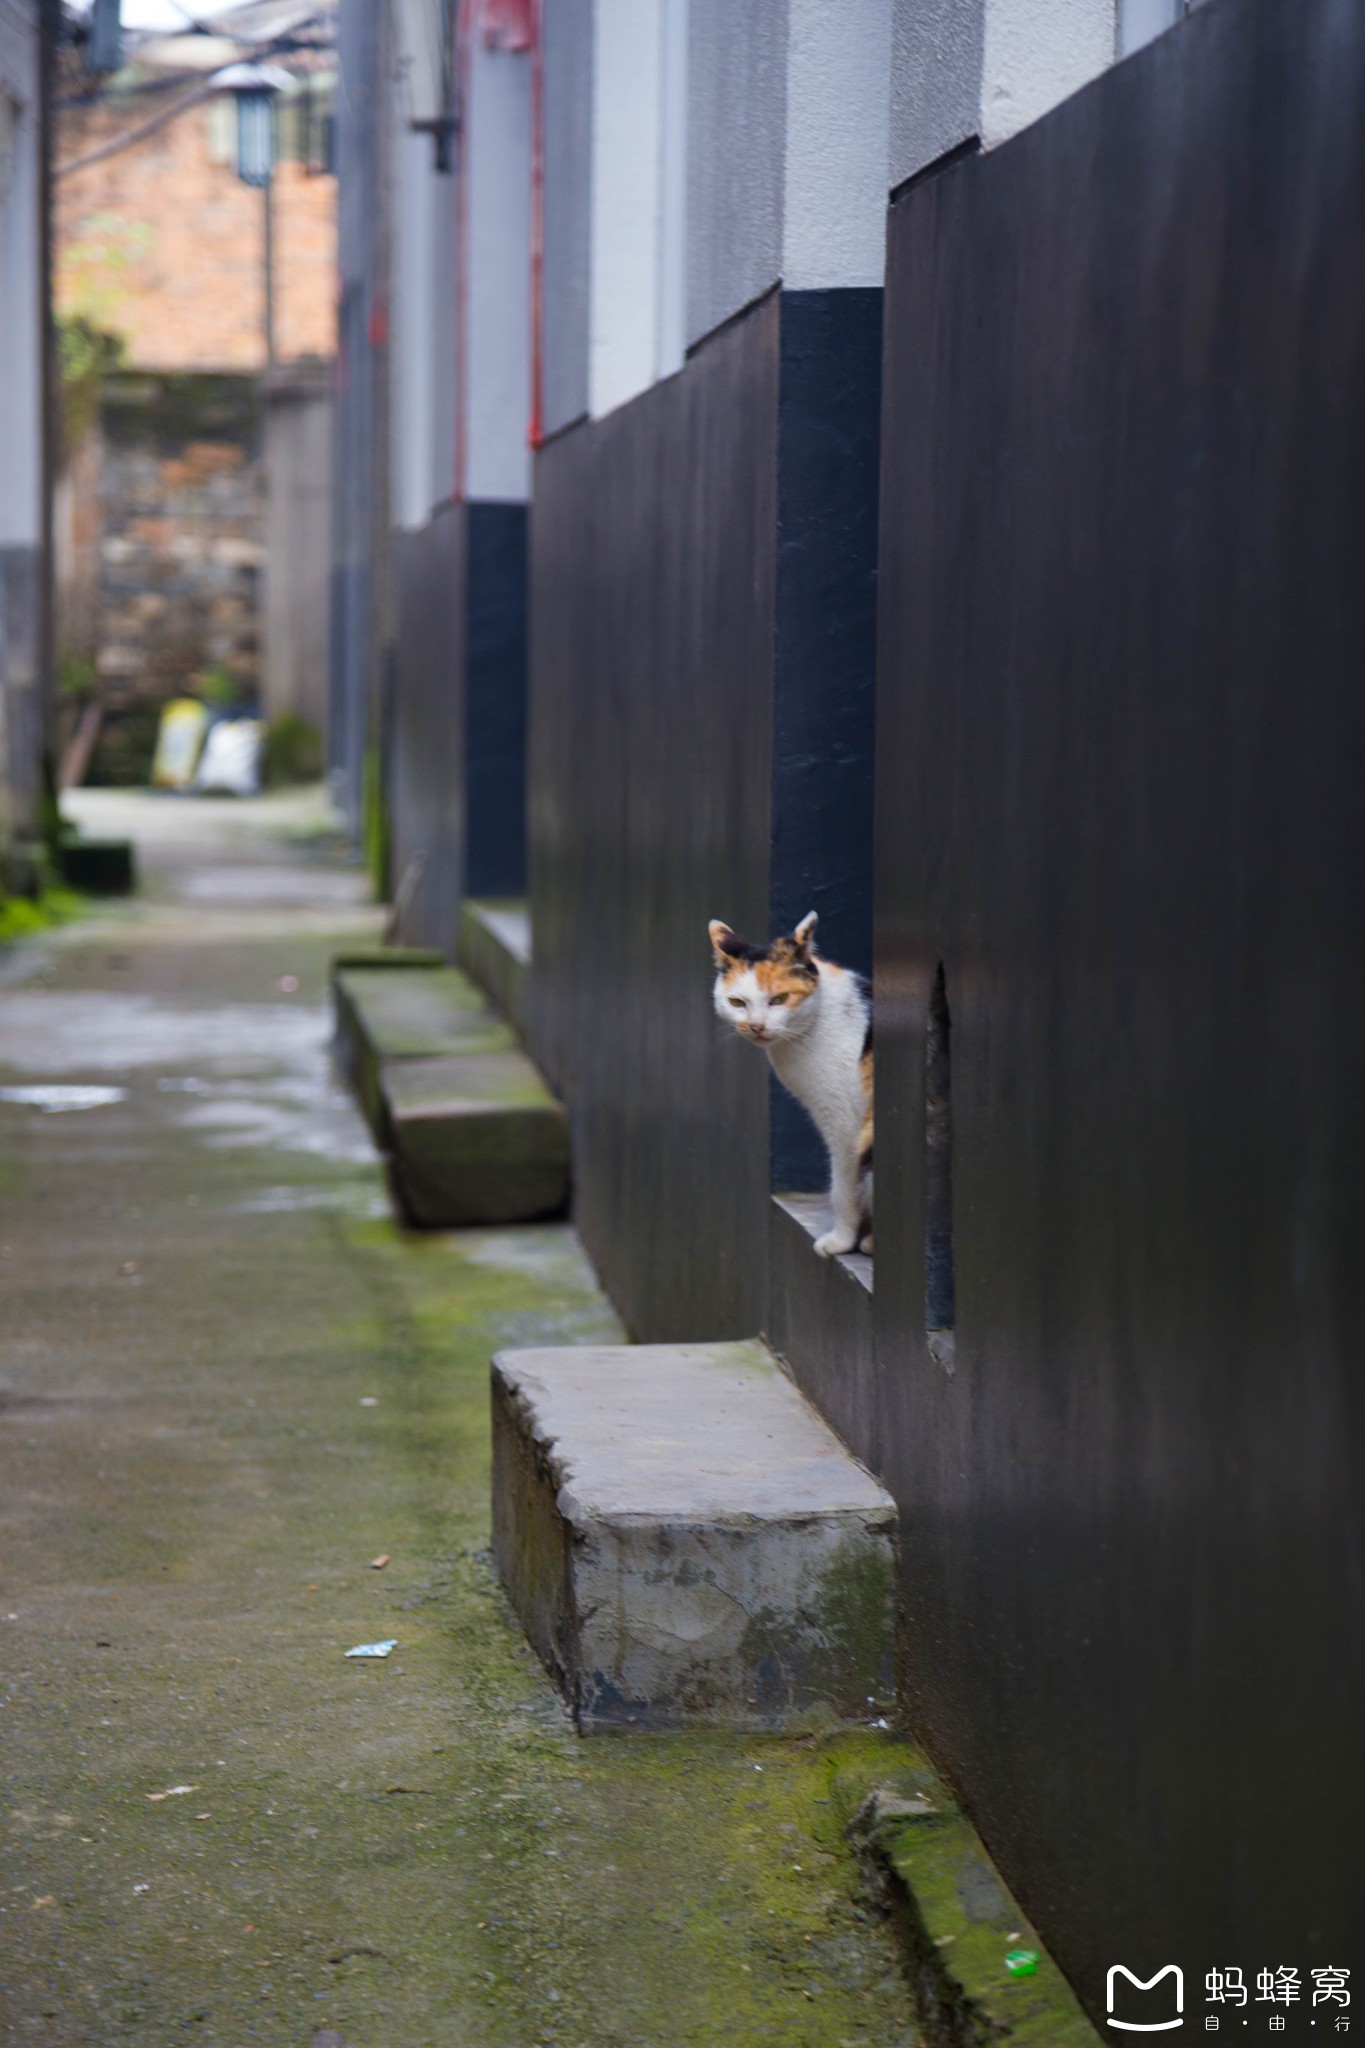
[793, 910, 818, 953]
[709, 919, 742, 967]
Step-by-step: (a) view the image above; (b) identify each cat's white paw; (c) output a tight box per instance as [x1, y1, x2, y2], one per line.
[815, 1227, 858, 1259]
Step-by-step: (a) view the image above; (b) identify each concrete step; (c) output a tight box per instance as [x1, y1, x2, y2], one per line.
[384, 1050, 569, 1226]
[492, 1338, 897, 1732]
[332, 962, 515, 1134]
[331, 959, 570, 1227]
[458, 898, 531, 1037]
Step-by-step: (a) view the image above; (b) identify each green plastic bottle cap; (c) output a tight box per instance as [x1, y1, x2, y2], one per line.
[1005, 1949, 1040, 1977]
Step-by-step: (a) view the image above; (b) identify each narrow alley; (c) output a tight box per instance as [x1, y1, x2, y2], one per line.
[0, 795, 919, 2047]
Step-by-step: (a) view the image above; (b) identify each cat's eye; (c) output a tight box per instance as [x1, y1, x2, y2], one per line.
[728, 998, 745, 1009]
[769, 994, 789, 1005]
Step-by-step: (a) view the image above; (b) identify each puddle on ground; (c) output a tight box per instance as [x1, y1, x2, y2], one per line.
[460, 1227, 610, 1292]
[0, 995, 374, 1163]
[0, 994, 327, 1073]
[0, 1084, 127, 1113]
[176, 865, 369, 906]
[230, 1183, 389, 1218]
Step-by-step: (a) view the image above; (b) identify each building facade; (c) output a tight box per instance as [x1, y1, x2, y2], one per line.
[53, 9, 337, 765]
[0, 0, 49, 852]
[335, 0, 1361, 2022]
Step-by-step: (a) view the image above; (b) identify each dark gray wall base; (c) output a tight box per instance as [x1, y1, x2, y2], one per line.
[390, 506, 466, 955]
[390, 500, 530, 954]
[876, 0, 1365, 2007]
[0, 545, 43, 840]
[464, 503, 528, 898]
[766, 1196, 874, 1470]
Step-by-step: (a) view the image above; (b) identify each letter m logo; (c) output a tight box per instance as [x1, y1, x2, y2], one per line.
[1107, 1965, 1185, 2031]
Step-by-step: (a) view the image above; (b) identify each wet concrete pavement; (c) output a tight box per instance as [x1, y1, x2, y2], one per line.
[0, 792, 920, 2047]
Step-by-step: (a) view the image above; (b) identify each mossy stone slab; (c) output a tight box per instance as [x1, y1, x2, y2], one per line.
[330, 945, 447, 971]
[382, 1051, 569, 1227]
[492, 1339, 897, 1732]
[332, 964, 515, 1135]
[847, 1777, 1104, 2045]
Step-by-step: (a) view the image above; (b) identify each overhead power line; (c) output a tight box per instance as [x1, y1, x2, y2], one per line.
[54, 15, 332, 180]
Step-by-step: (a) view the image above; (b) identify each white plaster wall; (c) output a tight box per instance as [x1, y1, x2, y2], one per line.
[390, 126, 440, 531]
[889, 0, 1118, 188]
[542, 0, 593, 435]
[783, 0, 892, 291]
[465, 31, 533, 500]
[889, 0, 983, 187]
[655, 0, 688, 380]
[685, 0, 787, 348]
[0, 0, 42, 551]
[980, 0, 1116, 149]
[1118, 0, 1180, 56]
[588, 0, 664, 418]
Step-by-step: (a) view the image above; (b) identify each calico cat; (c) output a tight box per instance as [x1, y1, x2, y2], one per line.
[708, 911, 872, 1257]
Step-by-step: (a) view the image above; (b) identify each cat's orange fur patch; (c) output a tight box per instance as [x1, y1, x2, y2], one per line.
[858, 1048, 874, 1163]
[753, 945, 818, 1005]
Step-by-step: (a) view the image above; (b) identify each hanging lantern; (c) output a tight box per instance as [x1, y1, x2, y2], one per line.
[211, 63, 291, 188]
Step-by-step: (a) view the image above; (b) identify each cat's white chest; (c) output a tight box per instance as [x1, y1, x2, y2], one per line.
[768, 974, 866, 1143]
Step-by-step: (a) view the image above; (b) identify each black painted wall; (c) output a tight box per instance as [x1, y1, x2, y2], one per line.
[529, 297, 779, 1340]
[0, 547, 43, 839]
[528, 288, 881, 1339]
[390, 504, 465, 953]
[770, 290, 881, 1191]
[390, 500, 529, 952]
[873, 0, 1364, 2014]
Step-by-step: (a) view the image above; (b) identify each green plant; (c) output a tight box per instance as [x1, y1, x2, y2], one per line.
[56, 314, 124, 455]
[262, 713, 323, 788]
[362, 742, 389, 902]
[58, 654, 97, 699]
[195, 666, 239, 708]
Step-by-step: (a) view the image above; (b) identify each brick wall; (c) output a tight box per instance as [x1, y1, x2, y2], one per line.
[55, 93, 336, 371]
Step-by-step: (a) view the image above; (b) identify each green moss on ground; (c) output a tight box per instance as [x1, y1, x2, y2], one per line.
[0, 838, 924, 2048]
[0, 882, 85, 947]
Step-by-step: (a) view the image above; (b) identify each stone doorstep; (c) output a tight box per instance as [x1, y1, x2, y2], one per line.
[330, 956, 570, 1228]
[331, 961, 516, 1137]
[491, 1339, 898, 1733]
[381, 1051, 570, 1228]
[456, 898, 531, 1038]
